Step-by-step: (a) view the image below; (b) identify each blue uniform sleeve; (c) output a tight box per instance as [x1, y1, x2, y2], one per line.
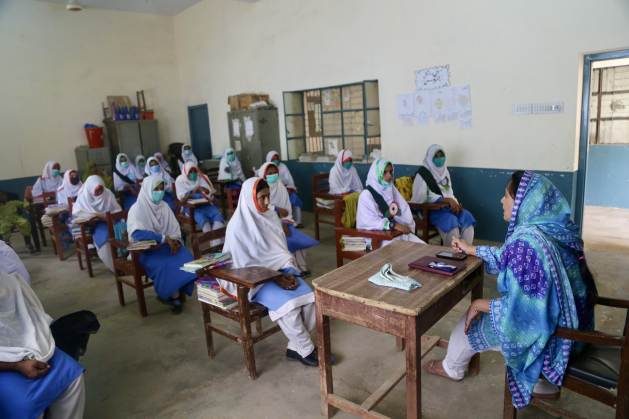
[131, 230, 163, 243]
[475, 245, 503, 275]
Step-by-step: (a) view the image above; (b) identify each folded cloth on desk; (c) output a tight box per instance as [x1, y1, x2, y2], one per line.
[368, 263, 421, 292]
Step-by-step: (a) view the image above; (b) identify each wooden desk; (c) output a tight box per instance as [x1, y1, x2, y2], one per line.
[313, 241, 484, 419]
[199, 266, 283, 379]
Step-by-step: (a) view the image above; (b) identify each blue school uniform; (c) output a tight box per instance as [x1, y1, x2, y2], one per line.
[285, 224, 318, 253]
[429, 204, 476, 233]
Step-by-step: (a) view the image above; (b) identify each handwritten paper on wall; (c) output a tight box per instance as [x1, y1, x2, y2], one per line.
[231, 118, 241, 137]
[244, 116, 254, 140]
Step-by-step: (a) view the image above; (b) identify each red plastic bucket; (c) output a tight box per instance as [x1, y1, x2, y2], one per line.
[85, 127, 104, 148]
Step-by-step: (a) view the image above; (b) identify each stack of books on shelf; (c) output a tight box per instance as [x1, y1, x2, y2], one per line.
[340, 236, 372, 252]
[181, 252, 231, 273]
[196, 277, 238, 310]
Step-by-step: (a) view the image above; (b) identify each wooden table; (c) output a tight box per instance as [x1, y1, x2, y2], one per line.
[313, 241, 484, 419]
[199, 266, 283, 379]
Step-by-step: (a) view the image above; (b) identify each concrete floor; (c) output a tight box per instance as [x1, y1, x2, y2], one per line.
[16, 208, 628, 419]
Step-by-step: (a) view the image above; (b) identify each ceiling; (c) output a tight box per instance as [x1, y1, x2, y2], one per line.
[39, 0, 204, 16]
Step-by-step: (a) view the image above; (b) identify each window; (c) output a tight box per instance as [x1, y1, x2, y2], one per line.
[283, 80, 381, 160]
[589, 65, 629, 144]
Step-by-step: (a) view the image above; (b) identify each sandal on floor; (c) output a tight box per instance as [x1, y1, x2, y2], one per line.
[423, 359, 462, 382]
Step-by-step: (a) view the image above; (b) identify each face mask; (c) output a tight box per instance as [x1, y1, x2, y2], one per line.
[183, 149, 191, 157]
[150, 165, 160, 174]
[138, 162, 145, 169]
[433, 156, 446, 168]
[151, 190, 165, 204]
[52, 169, 61, 177]
[188, 172, 198, 182]
[227, 153, 236, 162]
[120, 161, 129, 169]
[70, 176, 80, 185]
[342, 161, 353, 170]
[271, 158, 280, 165]
[266, 173, 279, 184]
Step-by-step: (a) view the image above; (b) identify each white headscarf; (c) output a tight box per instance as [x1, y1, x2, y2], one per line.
[223, 177, 295, 272]
[329, 149, 363, 195]
[133, 155, 146, 180]
[258, 162, 292, 220]
[154, 152, 172, 174]
[72, 175, 121, 218]
[175, 161, 215, 200]
[179, 145, 198, 171]
[218, 148, 245, 182]
[56, 169, 82, 205]
[0, 271, 55, 363]
[114, 153, 137, 191]
[127, 174, 182, 242]
[423, 144, 450, 184]
[265, 150, 296, 190]
[0, 240, 30, 284]
[33, 161, 63, 195]
[145, 157, 174, 191]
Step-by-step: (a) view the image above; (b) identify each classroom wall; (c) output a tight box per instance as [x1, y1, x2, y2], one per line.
[585, 144, 629, 209]
[0, 0, 187, 181]
[173, 0, 629, 172]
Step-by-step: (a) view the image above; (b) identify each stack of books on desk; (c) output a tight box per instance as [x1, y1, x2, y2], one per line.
[181, 252, 231, 273]
[44, 204, 68, 216]
[315, 197, 336, 209]
[196, 278, 238, 309]
[341, 236, 372, 252]
[126, 240, 157, 251]
[187, 197, 209, 205]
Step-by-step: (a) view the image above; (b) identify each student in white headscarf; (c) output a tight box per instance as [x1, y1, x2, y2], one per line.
[0, 239, 30, 284]
[175, 162, 225, 236]
[113, 153, 140, 211]
[357, 159, 425, 246]
[218, 148, 246, 184]
[0, 271, 85, 419]
[71, 175, 122, 272]
[178, 144, 198, 172]
[127, 175, 197, 314]
[329, 149, 363, 195]
[145, 156, 176, 211]
[258, 162, 318, 275]
[410, 144, 475, 246]
[265, 150, 303, 227]
[56, 169, 82, 206]
[133, 155, 147, 181]
[221, 177, 326, 367]
[32, 161, 63, 199]
[153, 152, 172, 176]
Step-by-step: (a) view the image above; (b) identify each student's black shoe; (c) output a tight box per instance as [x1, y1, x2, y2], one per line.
[286, 349, 318, 367]
[170, 304, 183, 315]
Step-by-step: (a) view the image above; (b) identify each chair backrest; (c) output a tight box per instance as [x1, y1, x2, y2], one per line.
[191, 227, 227, 258]
[312, 173, 331, 195]
[106, 211, 128, 261]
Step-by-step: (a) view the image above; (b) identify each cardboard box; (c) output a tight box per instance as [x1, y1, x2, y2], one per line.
[228, 93, 270, 111]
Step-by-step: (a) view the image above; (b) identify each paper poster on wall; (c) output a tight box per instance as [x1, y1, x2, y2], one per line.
[413, 91, 431, 125]
[430, 88, 455, 123]
[234, 140, 242, 152]
[244, 116, 254, 139]
[453, 85, 472, 129]
[325, 138, 339, 157]
[396, 93, 414, 117]
[231, 118, 241, 137]
[415, 65, 450, 90]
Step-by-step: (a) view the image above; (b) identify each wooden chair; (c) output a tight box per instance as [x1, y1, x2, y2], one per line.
[49, 197, 76, 261]
[409, 202, 449, 243]
[24, 186, 56, 250]
[312, 173, 344, 240]
[193, 236, 280, 379]
[74, 217, 100, 278]
[191, 227, 228, 259]
[334, 225, 401, 267]
[106, 211, 154, 317]
[503, 281, 629, 418]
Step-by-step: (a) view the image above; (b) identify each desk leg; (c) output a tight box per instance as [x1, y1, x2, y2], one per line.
[316, 295, 335, 418]
[237, 286, 257, 380]
[406, 316, 421, 419]
[468, 268, 484, 376]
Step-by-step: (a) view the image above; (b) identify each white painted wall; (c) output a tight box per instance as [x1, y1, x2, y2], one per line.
[173, 0, 629, 172]
[0, 0, 187, 180]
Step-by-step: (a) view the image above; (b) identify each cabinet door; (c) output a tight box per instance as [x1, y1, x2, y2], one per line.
[139, 120, 160, 156]
[116, 122, 143, 160]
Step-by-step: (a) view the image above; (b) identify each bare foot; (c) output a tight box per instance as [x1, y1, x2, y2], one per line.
[423, 359, 462, 382]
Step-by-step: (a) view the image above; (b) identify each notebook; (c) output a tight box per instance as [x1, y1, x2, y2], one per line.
[408, 256, 465, 276]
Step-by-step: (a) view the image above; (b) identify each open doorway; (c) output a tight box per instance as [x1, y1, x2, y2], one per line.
[576, 50, 629, 254]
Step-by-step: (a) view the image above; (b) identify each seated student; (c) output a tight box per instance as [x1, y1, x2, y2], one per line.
[357, 159, 425, 245]
[221, 177, 323, 367]
[32, 161, 63, 200]
[0, 197, 35, 253]
[258, 162, 318, 275]
[411, 144, 475, 246]
[265, 150, 304, 227]
[218, 148, 246, 186]
[127, 175, 197, 314]
[71, 175, 122, 273]
[133, 155, 146, 181]
[178, 144, 198, 172]
[113, 153, 140, 211]
[56, 169, 82, 206]
[145, 156, 176, 211]
[175, 162, 225, 236]
[0, 271, 85, 419]
[425, 171, 594, 407]
[0, 239, 30, 284]
[329, 149, 363, 195]
[153, 152, 173, 176]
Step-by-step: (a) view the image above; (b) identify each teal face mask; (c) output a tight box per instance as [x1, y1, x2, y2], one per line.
[52, 169, 61, 177]
[433, 156, 446, 168]
[227, 152, 236, 162]
[120, 161, 129, 169]
[188, 172, 198, 182]
[271, 158, 280, 165]
[342, 161, 353, 170]
[151, 190, 165, 204]
[266, 173, 280, 184]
